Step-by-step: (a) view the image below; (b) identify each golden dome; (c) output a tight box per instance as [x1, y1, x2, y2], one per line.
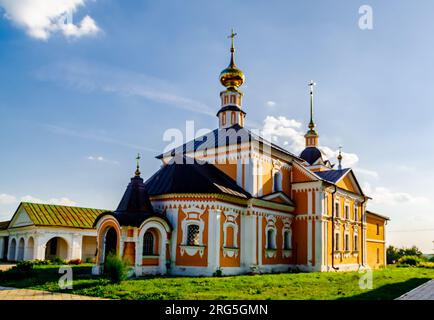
[220, 30, 245, 88]
[220, 58, 245, 88]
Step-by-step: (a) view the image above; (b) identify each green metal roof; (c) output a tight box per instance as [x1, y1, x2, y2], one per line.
[14, 202, 107, 229]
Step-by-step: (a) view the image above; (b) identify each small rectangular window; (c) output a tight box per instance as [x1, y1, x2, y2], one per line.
[335, 203, 339, 217]
[377, 248, 380, 263]
[376, 223, 380, 235]
[354, 235, 358, 251]
[335, 233, 340, 251]
[345, 206, 349, 219]
[354, 206, 358, 221]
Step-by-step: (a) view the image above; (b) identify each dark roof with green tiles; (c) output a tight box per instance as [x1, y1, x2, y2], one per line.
[0, 220, 9, 230]
[8, 202, 107, 229]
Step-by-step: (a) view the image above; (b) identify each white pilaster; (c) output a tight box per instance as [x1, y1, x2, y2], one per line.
[207, 209, 221, 273]
[166, 208, 178, 268]
[244, 158, 253, 194]
[258, 214, 263, 267]
[0, 237, 4, 259]
[252, 158, 258, 197]
[257, 161, 263, 197]
[236, 158, 243, 187]
[307, 191, 312, 266]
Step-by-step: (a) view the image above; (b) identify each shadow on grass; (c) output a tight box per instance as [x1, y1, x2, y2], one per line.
[0, 265, 94, 289]
[340, 278, 431, 300]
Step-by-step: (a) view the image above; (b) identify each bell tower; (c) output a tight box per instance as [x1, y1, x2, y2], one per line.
[217, 29, 246, 129]
[305, 80, 319, 147]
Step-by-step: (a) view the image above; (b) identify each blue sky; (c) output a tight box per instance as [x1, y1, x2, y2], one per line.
[0, 0, 433, 252]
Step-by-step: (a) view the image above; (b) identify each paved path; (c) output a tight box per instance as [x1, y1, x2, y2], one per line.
[396, 279, 434, 300]
[0, 286, 105, 300]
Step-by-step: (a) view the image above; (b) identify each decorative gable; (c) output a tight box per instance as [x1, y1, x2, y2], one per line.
[9, 207, 34, 228]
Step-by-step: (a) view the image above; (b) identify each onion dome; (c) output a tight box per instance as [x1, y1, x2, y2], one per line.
[219, 29, 245, 88]
[300, 146, 323, 165]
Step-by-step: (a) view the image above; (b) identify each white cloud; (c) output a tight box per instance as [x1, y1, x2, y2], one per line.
[363, 183, 429, 206]
[87, 155, 119, 164]
[265, 101, 276, 107]
[21, 195, 77, 206]
[0, 193, 17, 205]
[0, 0, 100, 40]
[261, 116, 305, 154]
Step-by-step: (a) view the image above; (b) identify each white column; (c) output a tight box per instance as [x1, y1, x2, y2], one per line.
[236, 158, 243, 187]
[159, 236, 167, 275]
[166, 208, 178, 268]
[252, 158, 258, 197]
[258, 214, 263, 267]
[307, 191, 312, 267]
[0, 237, 4, 259]
[35, 236, 46, 261]
[71, 234, 83, 261]
[315, 191, 324, 271]
[244, 158, 253, 194]
[207, 209, 221, 273]
[257, 161, 263, 197]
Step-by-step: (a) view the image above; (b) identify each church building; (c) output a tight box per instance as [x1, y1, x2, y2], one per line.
[92, 32, 389, 277]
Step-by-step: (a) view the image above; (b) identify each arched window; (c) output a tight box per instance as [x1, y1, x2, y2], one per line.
[267, 229, 276, 249]
[283, 231, 292, 250]
[344, 234, 349, 251]
[354, 234, 358, 251]
[335, 203, 340, 217]
[230, 95, 236, 103]
[143, 231, 154, 255]
[334, 233, 340, 251]
[273, 171, 282, 192]
[226, 225, 235, 248]
[187, 224, 200, 246]
[222, 113, 226, 126]
[224, 95, 228, 105]
[231, 112, 236, 124]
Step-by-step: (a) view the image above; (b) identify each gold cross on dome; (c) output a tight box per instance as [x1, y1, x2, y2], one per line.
[228, 28, 237, 48]
[135, 153, 141, 176]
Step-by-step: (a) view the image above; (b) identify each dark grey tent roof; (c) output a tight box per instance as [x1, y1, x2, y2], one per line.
[145, 156, 251, 199]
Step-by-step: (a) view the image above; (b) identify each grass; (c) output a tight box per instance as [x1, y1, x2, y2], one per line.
[0, 265, 433, 300]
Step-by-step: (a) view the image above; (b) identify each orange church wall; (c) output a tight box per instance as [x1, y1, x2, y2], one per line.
[175, 207, 209, 267]
[292, 166, 315, 183]
[142, 257, 159, 266]
[214, 163, 237, 182]
[282, 169, 291, 197]
[261, 161, 273, 195]
[292, 218, 307, 265]
[220, 211, 241, 268]
[292, 191, 308, 214]
[123, 242, 136, 266]
[366, 215, 385, 241]
[261, 216, 292, 265]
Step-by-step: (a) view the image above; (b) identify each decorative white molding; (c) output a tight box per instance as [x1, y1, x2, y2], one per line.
[180, 245, 205, 257]
[265, 249, 277, 258]
[223, 247, 239, 258]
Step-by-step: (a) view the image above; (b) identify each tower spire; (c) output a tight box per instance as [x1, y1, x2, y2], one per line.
[304, 81, 319, 147]
[308, 80, 316, 131]
[218, 29, 246, 129]
[337, 146, 343, 170]
[135, 153, 141, 177]
[228, 28, 237, 67]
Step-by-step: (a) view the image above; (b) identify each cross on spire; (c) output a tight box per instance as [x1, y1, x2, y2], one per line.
[228, 28, 237, 51]
[337, 146, 343, 170]
[308, 80, 316, 130]
[135, 153, 141, 177]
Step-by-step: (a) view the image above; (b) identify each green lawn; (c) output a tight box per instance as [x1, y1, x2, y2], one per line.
[0, 265, 433, 300]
